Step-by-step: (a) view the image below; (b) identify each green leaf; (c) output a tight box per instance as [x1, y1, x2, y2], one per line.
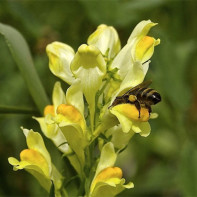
[0, 105, 38, 114]
[49, 181, 55, 197]
[0, 23, 49, 114]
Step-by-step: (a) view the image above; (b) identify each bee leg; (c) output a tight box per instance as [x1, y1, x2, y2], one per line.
[145, 104, 152, 116]
[134, 100, 141, 118]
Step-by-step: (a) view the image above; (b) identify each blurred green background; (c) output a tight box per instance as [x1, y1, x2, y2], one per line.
[0, 0, 197, 196]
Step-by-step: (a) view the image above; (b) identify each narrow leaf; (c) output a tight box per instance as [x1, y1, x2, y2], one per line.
[0, 23, 49, 114]
[0, 105, 38, 115]
[49, 180, 55, 197]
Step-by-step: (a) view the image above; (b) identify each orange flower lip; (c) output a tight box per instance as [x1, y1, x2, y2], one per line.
[20, 149, 49, 176]
[56, 104, 85, 130]
[57, 104, 82, 122]
[135, 36, 155, 61]
[95, 167, 123, 182]
[91, 167, 123, 192]
[112, 103, 150, 122]
[44, 105, 55, 116]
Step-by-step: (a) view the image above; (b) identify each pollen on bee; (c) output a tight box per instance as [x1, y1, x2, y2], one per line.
[128, 95, 137, 102]
[112, 103, 149, 122]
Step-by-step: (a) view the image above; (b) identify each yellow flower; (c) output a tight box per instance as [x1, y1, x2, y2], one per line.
[34, 82, 71, 154]
[88, 24, 121, 59]
[56, 104, 86, 132]
[112, 103, 150, 122]
[91, 167, 123, 192]
[135, 35, 160, 63]
[8, 128, 62, 196]
[110, 20, 160, 80]
[71, 44, 106, 129]
[110, 103, 151, 137]
[46, 42, 75, 84]
[89, 143, 133, 197]
[36, 81, 87, 176]
[99, 20, 160, 139]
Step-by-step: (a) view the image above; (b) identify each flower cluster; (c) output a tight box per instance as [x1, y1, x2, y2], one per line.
[8, 20, 160, 196]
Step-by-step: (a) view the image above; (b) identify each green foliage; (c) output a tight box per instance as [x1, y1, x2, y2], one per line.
[0, 23, 49, 114]
[0, 0, 197, 196]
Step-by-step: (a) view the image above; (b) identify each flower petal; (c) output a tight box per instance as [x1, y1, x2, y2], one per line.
[150, 112, 158, 119]
[34, 117, 72, 154]
[56, 104, 86, 132]
[113, 61, 150, 99]
[52, 81, 66, 112]
[109, 43, 133, 80]
[94, 142, 117, 180]
[8, 157, 20, 166]
[127, 20, 157, 43]
[58, 123, 87, 170]
[135, 36, 160, 63]
[22, 128, 52, 173]
[9, 157, 52, 192]
[44, 105, 55, 116]
[93, 167, 122, 185]
[110, 103, 151, 135]
[111, 104, 150, 122]
[65, 79, 84, 116]
[26, 168, 52, 192]
[9, 129, 63, 195]
[20, 149, 50, 177]
[91, 177, 134, 197]
[110, 107, 132, 133]
[106, 125, 135, 150]
[70, 44, 106, 129]
[88, 24, 121, 59]
[46, 41, 75, 84]
[110, 20, 158, 80]
[132, 121, 151, 137]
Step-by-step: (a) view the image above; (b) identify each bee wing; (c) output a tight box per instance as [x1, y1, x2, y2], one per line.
[123, 80, 152, 96]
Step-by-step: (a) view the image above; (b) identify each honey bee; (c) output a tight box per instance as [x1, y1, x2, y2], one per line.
[109, 80, 161, 118]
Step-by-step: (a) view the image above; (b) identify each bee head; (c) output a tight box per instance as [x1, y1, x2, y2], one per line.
[152, 92, 161, 104]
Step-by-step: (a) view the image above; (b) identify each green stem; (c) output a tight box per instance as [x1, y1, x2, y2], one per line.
[84, 140, 95, 197]
[94, 78, 111, 130]
[0, 105, 38, 114]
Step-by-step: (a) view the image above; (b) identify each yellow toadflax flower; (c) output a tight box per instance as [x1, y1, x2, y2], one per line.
[89, 143, 133, 197]
[35, 80, 88, 177]
[8, 128, 62, 196]
[80, 20, 160, 145]
[8, 20, 161, 197]
[34, 81, 72, 154]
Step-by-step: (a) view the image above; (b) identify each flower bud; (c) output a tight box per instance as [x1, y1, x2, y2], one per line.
[46, 42, 75, 84]
[88, 24, 121, 59]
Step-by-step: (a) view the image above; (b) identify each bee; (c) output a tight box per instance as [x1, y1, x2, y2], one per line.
[109, 80, 161, 118]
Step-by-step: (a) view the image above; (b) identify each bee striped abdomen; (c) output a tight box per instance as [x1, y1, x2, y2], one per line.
[136, 88, 153, 100]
